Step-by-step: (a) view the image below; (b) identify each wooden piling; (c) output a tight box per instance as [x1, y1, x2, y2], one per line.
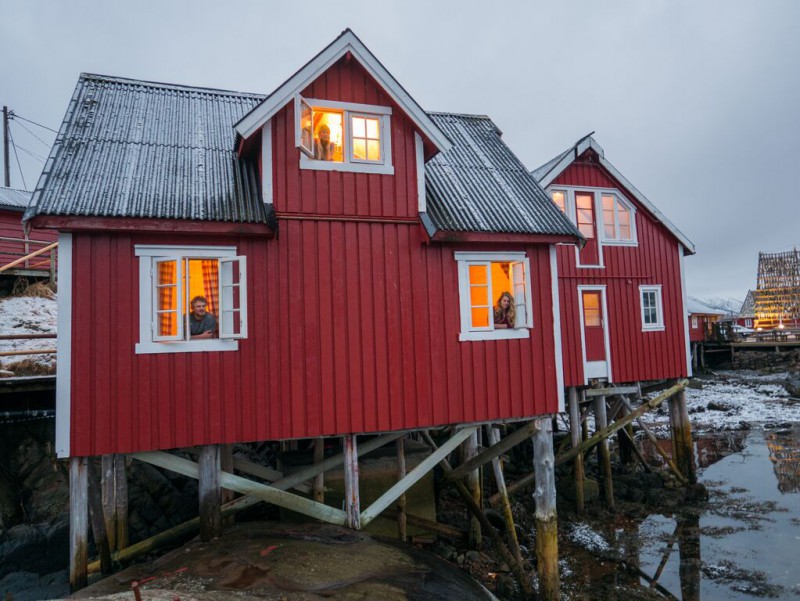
[101, 455, 116, 551]
[313, 437, 325, 504]
[567, 387, 585, 513]
[69, 456, 89, 591]
[113, 455, 128, 550]
[220, 444, 235, 527]
[343, 435, 361, 530]
[198, 445, 221, 541]
[669, 386, 697, 483]
[533, 416, 560, 601]
[486, 426, 522, 565]
[86, 460, 112, 574]
[593, 394, 615, 509]
[617, 402, 635, 466]
[465, 430, 482, 549]
[396, 436, 407, 542]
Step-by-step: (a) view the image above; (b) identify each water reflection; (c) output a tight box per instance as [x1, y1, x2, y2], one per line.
[639, 430, 747, 471]
[766, 427, 800, 493]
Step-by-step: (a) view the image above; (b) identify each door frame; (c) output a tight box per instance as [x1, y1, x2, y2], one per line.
[577, 285, 612, 383]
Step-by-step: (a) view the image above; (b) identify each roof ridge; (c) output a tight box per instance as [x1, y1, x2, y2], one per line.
[428, 111, 492, 120]
[79, 73, 267, 99]
[0, 185, 32, 193]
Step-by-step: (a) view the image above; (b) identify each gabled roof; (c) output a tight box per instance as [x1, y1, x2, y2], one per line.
[234, 29, 451, 153]
[423, 113, 582, 240]
[25, 74, 270, 224]
[739, 290, 756, 318]
[533, 134, 695, 254]
[686, 297, 726, 316]
[0, 186, 32, 211]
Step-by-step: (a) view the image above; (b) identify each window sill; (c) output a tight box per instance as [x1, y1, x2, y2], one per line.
[601, 240, 638, 247]
[642, 326, 666, 332]
[459, 328, 531, 342]
[135, 340, 239, 355]
[299, 156, 394, 175]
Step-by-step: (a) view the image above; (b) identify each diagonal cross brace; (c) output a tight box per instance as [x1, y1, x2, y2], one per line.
[446, 420, 539, 481]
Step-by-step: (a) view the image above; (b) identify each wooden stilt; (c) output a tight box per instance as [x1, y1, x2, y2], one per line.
[593, 394, 615, 509]
[567, 387, 585, 513]
[69, 456, 89, 592]
[465, 430, 482, 549]
[617, 401, 635, 466]
[343, 435, 360, 530]
[396, 436, 407, 542]
[532, 416, 560, 601]
[220, 444, 235, 527]
[677, 513, 701, 601]
[113, 455, 128, 551]
[101, 455, 116, 551]
[669, 386, 697, 483]
[198, 444, 221, 541]
[580, 389, 590, 456]
[486, 426, 522, 565]
[313, 437, 325, 504]
[86, 460, 112, 574]
[700, 344, 706, 370]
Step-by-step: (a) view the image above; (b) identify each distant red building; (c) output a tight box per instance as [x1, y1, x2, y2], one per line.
[0, 186, 57, 278]
[686, 298, 726, 342]
[533, 135, 695, 385]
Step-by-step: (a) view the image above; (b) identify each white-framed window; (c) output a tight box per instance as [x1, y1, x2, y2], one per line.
[455, 252, 533, 342]
[295, 96, 393, 175]
[691, 315, 699, 329]
[601, 194, 635, 243]
[640, 285, 665, 331]
[745, 318, 753, 327]
[548, 187, 637, 246]
[135, 245, 247, 354]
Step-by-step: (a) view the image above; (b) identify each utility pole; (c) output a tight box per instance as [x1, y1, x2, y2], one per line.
[2, 106, 9, 187]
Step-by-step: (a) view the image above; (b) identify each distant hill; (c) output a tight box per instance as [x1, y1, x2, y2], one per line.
[694, 296, 744, 316]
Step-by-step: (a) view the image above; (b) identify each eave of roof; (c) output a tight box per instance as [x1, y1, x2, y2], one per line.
[0, 186, 32, 211]
[533, 135, 696, 255]
[234, 29, 452, 154]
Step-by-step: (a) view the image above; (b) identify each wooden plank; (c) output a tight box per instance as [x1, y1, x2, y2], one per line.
[464, 430, 481, 548]
[132, 451, 347, 525]
[198, 445, 221, 541]
[532, 416, 560, 601]
[69, 457, 88, 592]
[313, 437, 325, 503]
[86, 460, 112, 574]
[583, 385, 639, 398]
[114, 455, 128, 551]
[360, 427, 476, 527]
[446, 420, 539, 481]
[395, 436, 407, 542]
[344, 435, 360, 529]
[567, 387, 585, 513]
[101, 455, 116, 551]
[593, 395, 614, 509]
[486, 426, 522, 565]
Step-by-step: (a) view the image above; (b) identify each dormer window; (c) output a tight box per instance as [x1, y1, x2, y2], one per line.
[296, 96, 393, 175]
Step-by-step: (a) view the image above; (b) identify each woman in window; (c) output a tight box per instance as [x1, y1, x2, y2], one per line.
[314, 124, 338, 161]
[493, 292, 516, 329]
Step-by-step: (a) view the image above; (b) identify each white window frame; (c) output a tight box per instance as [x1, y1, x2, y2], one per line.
[547, 186, 638, 248]
[135, 245, 247, 354]
[640, 285, 665, 331]
[745, 318, 753, 327]
[691, 315, 699, 329]
[455, 251, 533, 342]
[295, 96, 394, 175]
[600, 193, 637, 245]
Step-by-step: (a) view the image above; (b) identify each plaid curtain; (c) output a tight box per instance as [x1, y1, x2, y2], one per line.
[158, 261, 176, 336]
[202, 260, 219, 316]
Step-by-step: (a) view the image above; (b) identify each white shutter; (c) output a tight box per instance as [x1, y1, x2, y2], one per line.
[296, 96, 314, 158]
[152, 258, 183, 342]
[218, 256, 248, 339]
[511, 260, 533, 328]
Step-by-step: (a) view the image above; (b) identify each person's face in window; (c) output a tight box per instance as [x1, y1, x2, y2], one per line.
[499, 295, 510, 310]
[192, 300, 207, 318]
[318, 125, 330, 145]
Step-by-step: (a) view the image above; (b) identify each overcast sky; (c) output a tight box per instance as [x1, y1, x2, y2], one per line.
[2, 1, 798, 302]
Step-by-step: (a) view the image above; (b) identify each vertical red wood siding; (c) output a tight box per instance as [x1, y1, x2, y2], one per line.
[0, 209, 57, 271]
[553, 159, 689, 385]
[67, 232, 558, 456]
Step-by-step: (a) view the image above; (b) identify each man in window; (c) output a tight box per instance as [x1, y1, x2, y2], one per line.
[189, 296, 217, 339]
[314, 124, 338, 161]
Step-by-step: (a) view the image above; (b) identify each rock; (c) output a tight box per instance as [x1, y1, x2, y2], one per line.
[784, 376, 800, 398]
[688, 379, 704, 390]
[707, 401, 730, 412]
[559, 478, 600, 503]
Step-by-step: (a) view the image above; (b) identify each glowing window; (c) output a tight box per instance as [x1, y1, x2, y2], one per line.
[576, 193, 595, 239]
[602, 194, 634, 242]
[455, 252, 533, 342]
[295, 96, 392, 174]
[551, 190, 567, 214]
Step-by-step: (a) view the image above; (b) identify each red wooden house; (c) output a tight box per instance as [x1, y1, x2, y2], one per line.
[686, 298, 725, 343]
[533, 134, 695, 386]
[0, 186, 57, 279]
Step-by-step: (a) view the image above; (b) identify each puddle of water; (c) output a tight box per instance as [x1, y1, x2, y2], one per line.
[563, 426, 800, 599]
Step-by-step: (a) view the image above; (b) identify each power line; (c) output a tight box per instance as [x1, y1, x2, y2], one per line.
[12, 113, 58, 134]
[7, 126, 27, 189]
[11, 118, 52, 149]
[13, 143, 46, 162]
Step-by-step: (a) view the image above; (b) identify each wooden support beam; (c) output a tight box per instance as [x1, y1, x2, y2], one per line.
[567, 387, 585, 514]
[465, 430, 481, 549]
[593, 395, 615, 509]
[382, 509, 465, 541]
[86, 460, 112, 574]
[395, 437, 407, 542]
[313, 438, 325, 504]
[360, 427, 476, 528]
[533, 416, 560, 601]
[101, 455, 116, 551]
[220, 444, 235, 527]
[113, 455, 128, 551]
[132, 450, 347, 525]
[343, 435, 360, 530]
[198, 445, 222, 541]
[69, 456, 89, 592]
[185, 450, 314, 494]
[486, 425, 522, 565]
[421, 431, 534, 599]
[669, 386, 697, 484]
[446, 419, 539, 481]
[584, 385, 639, 398]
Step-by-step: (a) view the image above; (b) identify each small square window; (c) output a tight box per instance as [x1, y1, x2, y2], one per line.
[640, 285, 664, 331]
[691, 315, 699, 329]
[455, 252, 533, 342]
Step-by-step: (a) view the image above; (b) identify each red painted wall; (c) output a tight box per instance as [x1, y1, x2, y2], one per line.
[67, 231, 559, 456]
[552, 158, 689, 385]
[0, 209, 57, 272]
[689, 314, 720, 342]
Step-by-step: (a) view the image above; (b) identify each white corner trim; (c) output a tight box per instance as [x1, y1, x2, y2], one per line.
[55, 232, 72, 458]
[678, 242, 692, 377]
[234, 31, 451, 153]
[415, 132, 426, 213]
[262, 121, 273, 205]
[550, 246, 564, 412]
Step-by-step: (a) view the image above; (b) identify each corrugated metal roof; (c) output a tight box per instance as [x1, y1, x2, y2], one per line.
[686, 297, 726, 316]
[739, 290, 755, 318]
[0, 186, 32, 211]
[424, 113, 581, 238]
[25, 74, 269, 224]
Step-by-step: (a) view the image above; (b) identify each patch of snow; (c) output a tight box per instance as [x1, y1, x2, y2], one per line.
[566, 523, 611, 553]
[0, 295, 57, 370]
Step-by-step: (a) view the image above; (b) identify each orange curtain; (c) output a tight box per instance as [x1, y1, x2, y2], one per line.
[202, 260, 219, 316]
[158, 261, 176, 336]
